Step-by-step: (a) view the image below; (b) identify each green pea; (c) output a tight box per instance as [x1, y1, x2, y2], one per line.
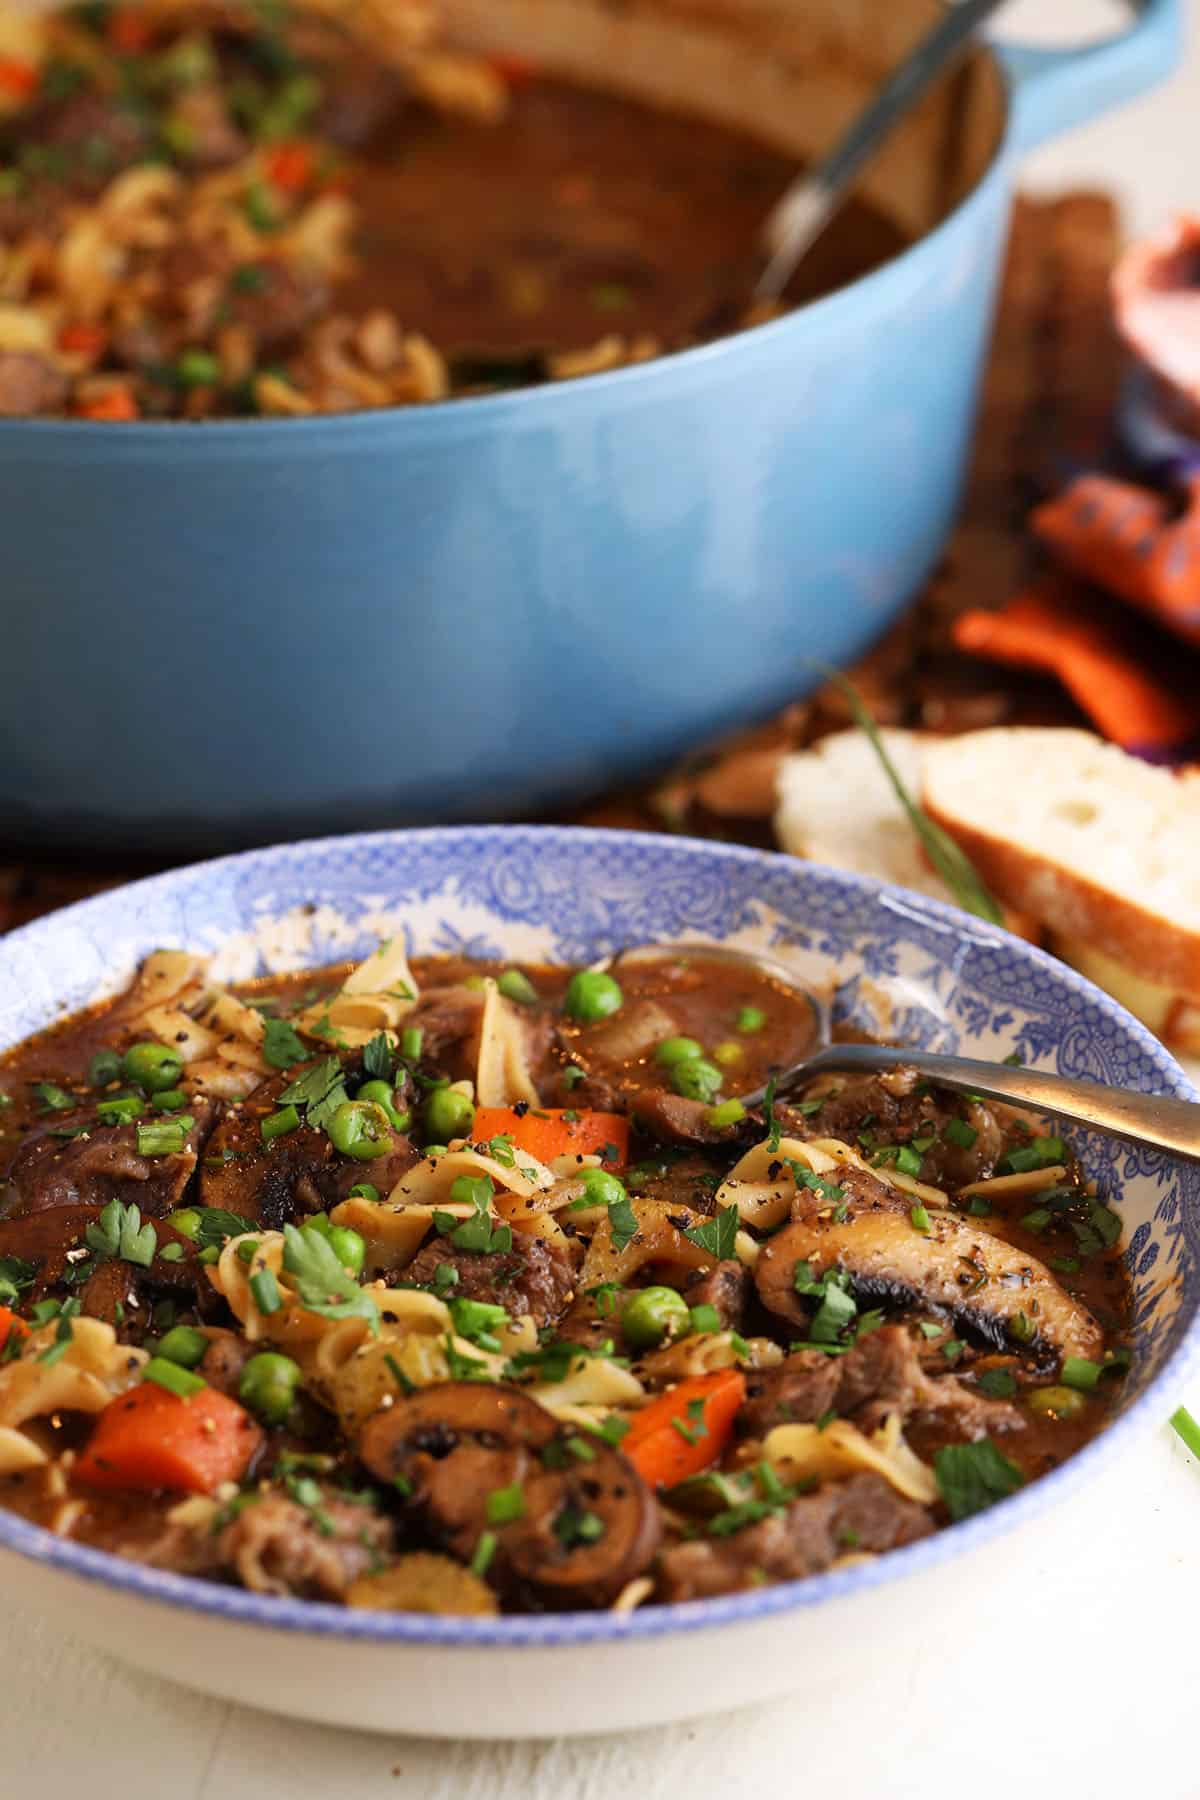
[157, 1325, 208, 1369]
[423, 1086, 475, 1144]
[88, 1049, 123, 1089]
[654, 1037, 704, 1068]
[1027, 1385, 1087, 1421]
[327, 1100, 394, 1161]
[577, 1167, 628, 1210]
[328, 1224, 365, 1277]
[357, 1080, 409, 1131]
[563, 970, 624, 1023]
[165, 1207, 201, 1241]
[620, 1286, 690, 1351]
[122, 1041, 184, 1095]
[736, 1007, 767, 1035]
[705, 1099, 746, 1130]
[239, 1352, 302, 1426]
[712, 1041, 743, 1067]
[671, 1058, 723, 1103]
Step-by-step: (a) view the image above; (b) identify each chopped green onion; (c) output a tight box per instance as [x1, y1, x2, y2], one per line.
[485, 1482, 526, 1525]
[135, 1117, 192, 1157]
[910, 1205, 931, 1234]
[261, 1104, 301, 1143]
[942, 1118, 978, 1149]
[470, 1530, 497, 1577]
[143, 1356, 206, 1398]
[689, 1303, 721, 1335]
[705, 1099, 745, 1130]
[1020, 1207, 1052, 1234]
[400, 1026, 423, 1062]
[250, 1268, 283, 1315]
[1060, 1356, 1102, 1392]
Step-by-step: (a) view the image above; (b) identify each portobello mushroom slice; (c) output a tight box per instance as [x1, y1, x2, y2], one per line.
[357, 1382, 660, 1607]
[756, 1213, 1104, 1361]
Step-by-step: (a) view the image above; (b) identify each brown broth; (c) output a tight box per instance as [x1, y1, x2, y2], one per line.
[342, 80, 911, 359]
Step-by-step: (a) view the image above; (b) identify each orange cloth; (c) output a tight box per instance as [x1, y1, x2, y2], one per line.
[953, 578, 1200, 756]
[1032, 472, 1200, 647]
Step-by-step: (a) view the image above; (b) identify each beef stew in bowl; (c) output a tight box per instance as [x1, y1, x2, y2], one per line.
[0, 0, 910, 418]
[0, 933, 1132, 1614]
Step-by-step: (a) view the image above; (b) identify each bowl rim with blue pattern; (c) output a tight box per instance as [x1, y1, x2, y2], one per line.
[0, 823, 1196, 1650]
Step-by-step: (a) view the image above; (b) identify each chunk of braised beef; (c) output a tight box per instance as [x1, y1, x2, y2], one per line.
[142, 1487, 394, 1600]
[8, 1100, 215, 1218]
[401, 1234, 575, 1328]
[18, 92, 150, 192]
[0, 351, 68, 418]
[737, 1326, 1021, 1443]
[224, 257, 328, 352]
[200, 1062, 416, 1228]
[632, 1090, 752, 1148]
[683, 1259, 749, 1331]
[165, 85, 248, 167]
[778, 1070, 1007, 1188]
[655, 1472, 933, 1602]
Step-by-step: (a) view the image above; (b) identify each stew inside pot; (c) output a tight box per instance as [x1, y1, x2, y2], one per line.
[0, 936, 1132, 1613]
[0, 0, 910, 418]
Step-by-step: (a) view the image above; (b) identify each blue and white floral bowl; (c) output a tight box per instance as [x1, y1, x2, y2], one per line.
[1, 827, 1197, 1737]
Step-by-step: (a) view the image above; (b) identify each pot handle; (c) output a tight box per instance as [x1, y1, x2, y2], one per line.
[997, 0, 1182, 154]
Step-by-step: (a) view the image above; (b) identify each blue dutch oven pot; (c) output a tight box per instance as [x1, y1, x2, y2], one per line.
[0, 0, 1181, 851]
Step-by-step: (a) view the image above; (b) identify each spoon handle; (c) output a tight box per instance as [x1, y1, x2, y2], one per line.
[789, 1044, 1200, 1164]
[758, 0, 1005, 299]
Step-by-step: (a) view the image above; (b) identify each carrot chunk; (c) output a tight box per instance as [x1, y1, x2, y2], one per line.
[265, 141, 312, 193]
[75, 1381, 263, 1495]
[75, 386, 138, 421]
[623, 1369, 746, 1489]
[0, 59, 38, 99]
[471, 1106, 629, 1170]
[0, 1308, 29, 1352]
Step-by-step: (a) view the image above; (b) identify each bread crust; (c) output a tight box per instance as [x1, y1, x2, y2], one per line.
[925, 803, 1200, 996]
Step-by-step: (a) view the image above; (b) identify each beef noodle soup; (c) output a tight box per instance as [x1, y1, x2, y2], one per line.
[0, 0, 909, 418]
[0, 936, 1130, 1614]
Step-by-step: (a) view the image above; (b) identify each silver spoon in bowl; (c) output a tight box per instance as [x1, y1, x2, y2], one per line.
[757, 0, 1007, 303]
[604, 943, 1200, 1164]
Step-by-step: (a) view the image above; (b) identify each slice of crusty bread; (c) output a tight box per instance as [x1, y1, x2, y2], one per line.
[775, 729, 947, 900]
[922, 728, 1200, 997]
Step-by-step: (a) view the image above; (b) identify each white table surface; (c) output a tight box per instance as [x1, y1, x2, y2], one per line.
[11, 2, 1200, 1792]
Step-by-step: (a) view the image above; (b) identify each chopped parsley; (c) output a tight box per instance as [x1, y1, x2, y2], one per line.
[85, 1198, 157, 1268]
[682, 1204, 740, 1261]
[362, 1032, 396, 1081]
[280, 1054, 349, 1136]
[0, 1256, 35, 1305]
[975, 1367, 1017, 1400]
[933, 1439, 1024, 1521]
[262, 1017, 309, 1070]
[281, 1222, 379, 1330]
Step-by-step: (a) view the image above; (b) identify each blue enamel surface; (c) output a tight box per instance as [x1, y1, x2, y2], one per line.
[0, 825, 1197, 1648]
[0, 3, 1178, 851]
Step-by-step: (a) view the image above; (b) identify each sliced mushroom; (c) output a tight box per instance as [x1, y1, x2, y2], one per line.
[357, 1381, 660, 1606]
[357, 1382, 558, 1560]
[757, 1213, 1103, 1361]
[503, 1453, 661, 1609]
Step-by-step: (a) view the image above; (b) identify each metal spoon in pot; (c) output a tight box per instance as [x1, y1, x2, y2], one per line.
[604, 943, 1200, 1164]
[757, 0, 1007, 303]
